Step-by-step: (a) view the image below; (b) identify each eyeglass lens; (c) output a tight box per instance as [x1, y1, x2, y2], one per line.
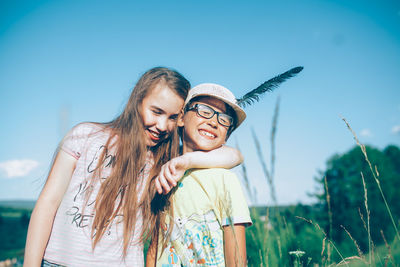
[194, 104, 233, 127]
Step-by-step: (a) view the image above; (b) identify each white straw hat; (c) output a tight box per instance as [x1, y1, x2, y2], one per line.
[184, 83, 246, 129]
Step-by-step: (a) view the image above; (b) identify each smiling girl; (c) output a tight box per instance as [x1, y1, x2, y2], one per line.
[23, 67, 242, 267]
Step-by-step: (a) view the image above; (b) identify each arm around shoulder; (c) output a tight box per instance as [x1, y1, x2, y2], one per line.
[154, 145, 243, 194]
[24, 149, 77, 267]
[184, 145, 243, 169]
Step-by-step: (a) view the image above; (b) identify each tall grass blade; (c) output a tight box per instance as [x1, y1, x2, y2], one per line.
[270, 96, 280, 181]
[324, 176, 333, 241]
[380, 229, 396, 266]
[342, 117, 400, 242]
[235, 138, 257, 205]
[340, 224, 365, 260]
[251, 128, 276, 204]
[361, 172, 372, 264]
[296, 216, 349, 266]
[251, 96, 281, 205]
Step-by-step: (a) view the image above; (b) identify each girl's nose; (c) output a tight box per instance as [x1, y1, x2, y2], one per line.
[156, 117, 168, 132]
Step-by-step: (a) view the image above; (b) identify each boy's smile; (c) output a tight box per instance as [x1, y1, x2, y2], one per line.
[179, 97, 230, 153]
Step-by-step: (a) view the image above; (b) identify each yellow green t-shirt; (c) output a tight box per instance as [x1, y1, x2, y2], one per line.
[156, 168, 252, 267]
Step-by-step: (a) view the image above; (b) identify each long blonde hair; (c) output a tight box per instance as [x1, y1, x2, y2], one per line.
[89, 67, 190, 256]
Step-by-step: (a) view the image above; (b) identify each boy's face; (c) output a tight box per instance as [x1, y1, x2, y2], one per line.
[178, 97, 230, 152]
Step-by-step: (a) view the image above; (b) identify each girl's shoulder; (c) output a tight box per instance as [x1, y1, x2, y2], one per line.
[190, 168, 235, 178]
[61, 123, 112, 157]
[65, 122, 111, 140]
[185, 168, 238, 190]
[70, 122, 106, 134]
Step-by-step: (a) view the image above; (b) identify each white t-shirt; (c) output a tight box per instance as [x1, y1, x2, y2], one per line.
[44, 123, 152, 267]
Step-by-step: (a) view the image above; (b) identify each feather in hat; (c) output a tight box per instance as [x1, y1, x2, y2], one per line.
[236, 66, 304, 108]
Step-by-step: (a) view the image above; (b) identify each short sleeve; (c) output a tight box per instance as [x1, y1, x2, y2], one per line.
[219, 171, 252, 227]
[60, 123, 93, 159]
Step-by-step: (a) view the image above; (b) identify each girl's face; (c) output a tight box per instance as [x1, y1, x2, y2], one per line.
[140, 83, 185, 147]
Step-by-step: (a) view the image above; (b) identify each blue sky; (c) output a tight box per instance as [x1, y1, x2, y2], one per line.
[1, 0, 399, 205]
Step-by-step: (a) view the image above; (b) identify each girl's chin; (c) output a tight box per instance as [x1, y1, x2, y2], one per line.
[145, 138, 158, 147]
[145, 131, 162, 147]
[146, 137, 169, 148]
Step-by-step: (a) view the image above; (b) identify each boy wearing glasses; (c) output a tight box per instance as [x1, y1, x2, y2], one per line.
[147, 83, 252, 267]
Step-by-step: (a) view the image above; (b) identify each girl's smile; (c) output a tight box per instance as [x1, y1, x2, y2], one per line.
[140, 82, 184, 147]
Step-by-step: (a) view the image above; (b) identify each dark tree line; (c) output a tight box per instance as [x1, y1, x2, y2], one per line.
[315, 144, 400, 251]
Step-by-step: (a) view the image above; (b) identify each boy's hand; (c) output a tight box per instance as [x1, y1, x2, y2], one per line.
[155, 155, 190, 194]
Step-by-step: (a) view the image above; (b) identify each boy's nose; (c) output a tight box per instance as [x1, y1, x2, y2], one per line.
[207, 115, 219, 128]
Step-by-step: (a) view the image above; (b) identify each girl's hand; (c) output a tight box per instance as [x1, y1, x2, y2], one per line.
[155, 155, 190, 194]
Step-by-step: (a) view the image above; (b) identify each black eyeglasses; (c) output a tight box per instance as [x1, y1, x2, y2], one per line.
[186, 103, 234, 127]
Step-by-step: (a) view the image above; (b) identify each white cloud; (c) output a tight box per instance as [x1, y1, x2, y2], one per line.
[0, 159, 39, 178]
[392, 125, 400, 135]
[360, 128, 372, 137]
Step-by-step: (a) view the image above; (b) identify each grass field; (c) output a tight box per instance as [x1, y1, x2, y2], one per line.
[0, 201, 32, 263]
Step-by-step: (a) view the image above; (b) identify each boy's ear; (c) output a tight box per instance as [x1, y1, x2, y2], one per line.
[177, 109, 185, 127]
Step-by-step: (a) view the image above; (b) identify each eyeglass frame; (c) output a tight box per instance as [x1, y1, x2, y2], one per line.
[185, 103, 235, 128]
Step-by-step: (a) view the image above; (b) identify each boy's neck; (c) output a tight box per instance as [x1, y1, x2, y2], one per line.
[182, 143, 194, 154]
[181, 142, 215, 154]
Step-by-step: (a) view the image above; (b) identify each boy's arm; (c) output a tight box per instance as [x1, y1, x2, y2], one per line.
[155, 145, 243, 194]
[146, 239, 158, 267]
[223, 224, 247, 267]
[24, 150, 76, 266]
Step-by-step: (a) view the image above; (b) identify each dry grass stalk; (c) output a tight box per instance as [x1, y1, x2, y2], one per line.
[371, 242, 379, 266]
[235, 139, 257, 205]
[360, 172, 373, 264]
[340, 224, 365, 260]
[336, 256, 365, 266]
[277, 236, 282, 261]
[324, 176, 333, 266]
[221, 182, 246, 267]
[282, 216, 291, 238]
[269, 96, 280, 183]
[247, 97, 285, 266]
[251, 128, 277, 204]
[342, 117, 400, 242]
[263, 207, 271, 250]
[251, 97, 280, 205]
[261, 247, 267, 267]
[247, 204, 271, 265]
[321, 238, 330, 266]
[380, 229, 396, 266]
[358, 207, 368, 231]
[358, 207, 368, 233]
[324, 176, 333, 241]
[327, 241, 332, 266]
[296, 216, 348, 266]
[321, 237, 326, 257]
